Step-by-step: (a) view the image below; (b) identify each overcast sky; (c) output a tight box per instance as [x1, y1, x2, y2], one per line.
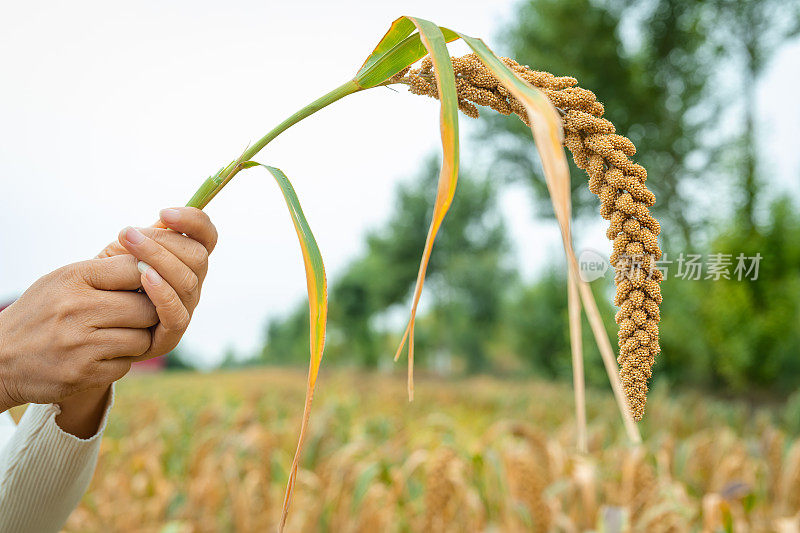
[1, 1, 798, 367]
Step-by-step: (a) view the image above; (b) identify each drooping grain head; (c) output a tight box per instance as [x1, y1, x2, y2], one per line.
[392, 54, 663, 420]
[503, 445, 552, 531]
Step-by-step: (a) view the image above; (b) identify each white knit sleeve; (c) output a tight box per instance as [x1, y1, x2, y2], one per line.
[0, 385, 114, 533]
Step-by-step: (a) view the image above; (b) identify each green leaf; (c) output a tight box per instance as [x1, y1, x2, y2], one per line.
[357, 17, 417, 76]
[384, 17, 460, 402]
[241, 162, 328, 531]
[351, 463, 380, 512]
[355, 17, 458, 89]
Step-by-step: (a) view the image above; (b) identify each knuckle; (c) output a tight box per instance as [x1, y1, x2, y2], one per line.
[146, 249, 173, 273]
[53, 298, 77, 323]
[179, 270, 200, 296]
[112, 253, 138, 271]
[187, 208, 217, 249]
[208, 224, 219, 250]
[187, 242, 209, 269]
[102, 358, 133, 383]
[143, 229, 174, 254]
[114, 359, 133, 380]
[146, 304, 160, 327]
[53, 262, 84, 288]
[171, 308, 191, 332]
[178, 310, 191, 331]
[135, 331, 152, 355]
[130, 234, 158, 259]
[56, 324, 89, 354]
[147, 227, 170, 241]
[52, 262, 76, 281]
[77, 260, 102, 285]
[151, 245, 171, 264]
[138, 226, 158, 238]
[164, 290, 182, 310]
[62, 363, 86, 389]
[161, 295, 190, 333]
[187, 207, 208, 224]
[139, 300, 159, 327]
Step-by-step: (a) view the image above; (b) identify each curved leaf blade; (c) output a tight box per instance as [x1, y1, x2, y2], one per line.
[451, 32, 569, 214]
[452, 32, 641, 441]
[357, 17, 416, 76]
[355, 26, 459, 89]
[388, 17, 460, 402]
[242, 162, 328, 531]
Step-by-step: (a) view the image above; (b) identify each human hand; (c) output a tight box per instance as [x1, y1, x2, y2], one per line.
[0, 207, 217, 413]
[97, 207, 218, 361]
[58, 207, 218, 437]
[0, 255, 156, 410]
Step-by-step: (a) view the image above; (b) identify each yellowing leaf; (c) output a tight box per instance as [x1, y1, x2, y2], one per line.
[451, 33, 640, 442]
[359, 17, 460, 402]
[241, 161, 329, 530]
[183, 20, 646, 531]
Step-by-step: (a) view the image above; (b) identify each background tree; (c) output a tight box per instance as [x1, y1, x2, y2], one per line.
[710, 0, 800, 230]
[257, 0, 800, 398]
[483, 0, 724, 248]
[658, 195, 800, 393]
[262, 158, 513, 372]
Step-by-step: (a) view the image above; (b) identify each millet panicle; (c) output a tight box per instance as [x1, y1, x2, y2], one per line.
[391, 54, 662, 421]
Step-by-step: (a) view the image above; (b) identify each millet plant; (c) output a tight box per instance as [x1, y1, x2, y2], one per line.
[182, 16, 662, 530]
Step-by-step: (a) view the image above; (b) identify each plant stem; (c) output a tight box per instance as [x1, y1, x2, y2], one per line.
[568, 271, 587, 454]
[186, 79, 362, 209]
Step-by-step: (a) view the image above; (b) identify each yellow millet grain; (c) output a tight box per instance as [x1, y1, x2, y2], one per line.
[392, 54, 663, 421]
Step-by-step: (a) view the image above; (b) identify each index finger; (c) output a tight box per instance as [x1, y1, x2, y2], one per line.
[157, 207, 218, 253]
[78, 254, 142, 291]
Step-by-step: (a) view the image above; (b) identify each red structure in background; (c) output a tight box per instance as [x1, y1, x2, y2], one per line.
[132, 357, 165, 372]
[1, 298, 164, 372]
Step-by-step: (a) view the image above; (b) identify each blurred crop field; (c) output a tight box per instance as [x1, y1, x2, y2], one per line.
[64, 369, 800, 532]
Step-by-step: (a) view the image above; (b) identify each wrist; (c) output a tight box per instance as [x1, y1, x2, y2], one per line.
[0, 317, 20, 413]
[56, 385, 112, 439]
[0, 369, 20, 414]
[0, 382, 16, 413]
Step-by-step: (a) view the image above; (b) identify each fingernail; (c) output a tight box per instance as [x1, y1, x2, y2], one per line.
[125, 226, 146, 245]
[144, 267, 162, 285]
[136, 261, 151, 275]
[160, 208, 181, 224]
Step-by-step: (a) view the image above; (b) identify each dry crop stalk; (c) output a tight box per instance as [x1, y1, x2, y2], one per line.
[392, 53, 663, 421]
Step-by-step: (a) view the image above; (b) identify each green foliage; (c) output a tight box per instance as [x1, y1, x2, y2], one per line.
[261, 306, 310, 366]
[658, 196, 800, 392]
[487, 0, 799, 246]
[164, 349, 196, 372]
[484, 0, 723, 247]
[711, 0, 800, 229]
[255, 2, 800, 401]
[504, 268, 616, 385]
[262, 158, 513, 372]
[783, 388, 800, 434]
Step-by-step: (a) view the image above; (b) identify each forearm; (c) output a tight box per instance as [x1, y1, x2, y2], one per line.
[0, 345, 113, 437]
[0, 385, 114, 533]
